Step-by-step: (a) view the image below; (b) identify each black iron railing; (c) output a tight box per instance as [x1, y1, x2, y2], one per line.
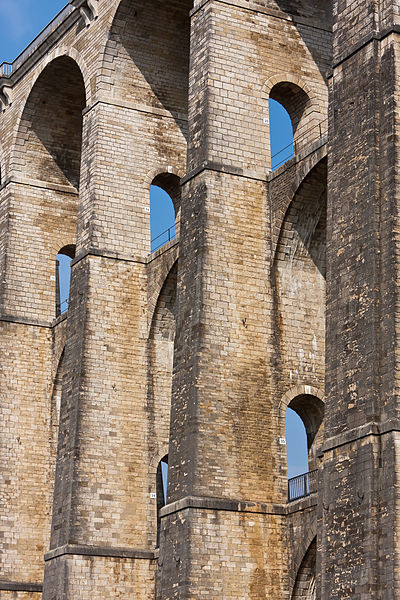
[271, 118, 328, 170]
[151, 225, 176, 253]
[288, 469, 317, 502]
[56, 298, 69, 317]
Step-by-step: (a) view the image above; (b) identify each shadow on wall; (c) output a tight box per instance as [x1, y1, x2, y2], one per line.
[292, 538, 317, 600]
[20, 57, 86, 188]
[108, 0, 193, 136]
[274, 0, 332, 79]
[275, 159, 327, 277]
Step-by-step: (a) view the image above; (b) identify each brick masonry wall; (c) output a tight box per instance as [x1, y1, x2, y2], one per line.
[0, 0, 334, 597]
[41, 0, 191, 596]
[0, 323, 52, 585]
[0, 594, 42, 599]
[159, 0, 330, 596]
[322, 1, 400, 597]
[43, 554, 156, 600]
[187, 1, 330, 176]
[159, 508, 287, 599]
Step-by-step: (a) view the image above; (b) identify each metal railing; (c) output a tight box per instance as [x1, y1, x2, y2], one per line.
[0, 1, 75, 78]
[288, 469, 317, 502]
[151, 225, 176, 253]
[271, 118, 328, 170]
[58, 299, 69, 315]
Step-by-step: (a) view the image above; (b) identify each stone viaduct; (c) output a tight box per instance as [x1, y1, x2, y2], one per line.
[0, 0, 399, 598]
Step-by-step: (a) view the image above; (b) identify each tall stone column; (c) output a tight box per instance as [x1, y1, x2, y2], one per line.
[322, 1, 400, 597]
[42, 98, 183, 598]
[158, 2, 289, 597]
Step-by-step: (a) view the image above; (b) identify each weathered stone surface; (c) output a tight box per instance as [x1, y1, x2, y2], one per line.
[1, 0, 396, 598]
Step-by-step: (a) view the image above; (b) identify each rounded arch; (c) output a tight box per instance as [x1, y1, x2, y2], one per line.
[279, 385, 324, 420]
[18, 47, 91, 115]
[150, 172, 182, 237]
[272, 150, 327, 257]
[37, 47, 91, 103]
[290, 524, 318, 592]
[149, 261, 178, 342]
[149, 446, 170, 474]
[10, 50, 90, 171]
[280, 386, 324, 474]
[262, 74, 317, 105]
[270, 82, 310, 137]
[145, 166, 184, 189]
[58, 244, 76, 260]
[56, 245, 76, 316]
[287, 394, 324, 452]
[146, 170, 182, 213]
[263, 74, 325, 167]
[13, 55, 86, 189]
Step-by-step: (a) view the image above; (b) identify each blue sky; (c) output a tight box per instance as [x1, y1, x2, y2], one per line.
[0, 0, 67, 63]
[2, 0, 306, 478]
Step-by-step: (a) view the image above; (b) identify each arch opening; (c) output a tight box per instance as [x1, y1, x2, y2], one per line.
[286, 395, 324, 473]
[269, 98, 294, 169]
[286, 394, 324, 501]
[275, 161, 327, 500]
[156, 455, 169, 546]
[269, 81, 316, 169]
[18, 56, 86, 188]
[13, 56, 84, 321]
[286, 407, 308, 479]
[150, 173, 181, 252]
[56, 245, 75, 316]
[148, 263, 177, 546]
[270, 82, 309, 137]
[291, 538, 317, 600]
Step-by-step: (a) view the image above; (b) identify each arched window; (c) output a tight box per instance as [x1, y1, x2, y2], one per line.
[286, 407, 309, 479]
[150, 173, 181, 253]
[56, 245, 75, 316]
[156, 455, 169, 546]
[286, 395, 324, 501]
[269, 98, 294, 169]
[269, 81, 311, 169]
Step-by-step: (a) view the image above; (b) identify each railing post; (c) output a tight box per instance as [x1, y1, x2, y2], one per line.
[288, 469, 317, 502]
[55, 260, 61, 317]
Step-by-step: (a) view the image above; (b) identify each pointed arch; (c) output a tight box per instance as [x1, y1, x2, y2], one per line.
[291, 538, 317, 600]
